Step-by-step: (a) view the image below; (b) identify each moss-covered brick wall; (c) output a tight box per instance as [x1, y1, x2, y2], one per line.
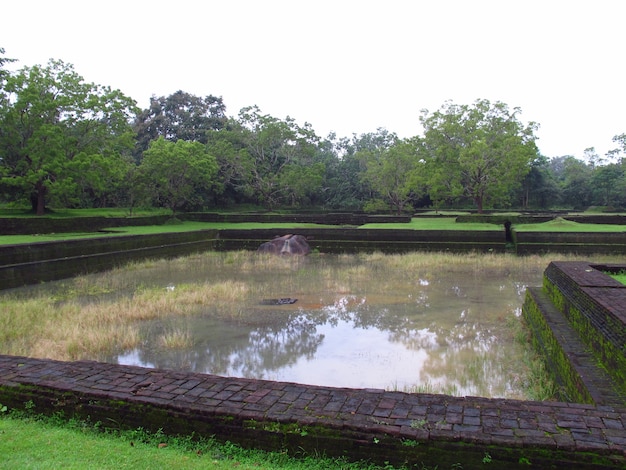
[0, 231, 218, 289]
[522, 261, 626, 407]
[0, 215, 172, 235]
[542, 262, 626, 393]
[522, 288, 595, 404]
[513, 231, 626, 255]
[216, 228, 506, 254]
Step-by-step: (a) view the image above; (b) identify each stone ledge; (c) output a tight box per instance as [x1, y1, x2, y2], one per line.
[1, 355, 625, 469]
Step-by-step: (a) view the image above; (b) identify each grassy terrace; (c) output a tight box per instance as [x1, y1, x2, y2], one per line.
[2, 214, 626, 246]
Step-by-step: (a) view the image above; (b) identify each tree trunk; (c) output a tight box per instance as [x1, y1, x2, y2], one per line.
[475, 196, 484, 214]
[35, 180, 47, 216]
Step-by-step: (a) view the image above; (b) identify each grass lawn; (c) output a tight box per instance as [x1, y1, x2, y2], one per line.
[513, 217, 626, 232]
[0, 217, 503, 246]
[0, 222, 336, 246]
[0, 412, 390, 470]
[608, 273, 626, 285]
[0, 208, 173, 218]
[360, 217, 501, 230]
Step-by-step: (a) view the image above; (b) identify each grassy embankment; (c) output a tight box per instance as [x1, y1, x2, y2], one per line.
[6, 214, 626, 246]
[0, 409, 391, 470]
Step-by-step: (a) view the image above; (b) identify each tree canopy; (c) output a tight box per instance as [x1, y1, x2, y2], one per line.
[1, 54, 625, 215]
[420, 99, 540, 213]
[137, 137, 219, 215]
[0, 59, 137, 214]
[132, 90, 227, 160]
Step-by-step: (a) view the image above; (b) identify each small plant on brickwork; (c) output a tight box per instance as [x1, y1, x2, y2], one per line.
[410, 418, 427, 429]
[0, 403, 8, 413]
[434, 418, 448, 429]
[482, 451, 492, 464]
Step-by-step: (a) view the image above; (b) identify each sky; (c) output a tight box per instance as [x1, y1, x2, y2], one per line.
[2, 0, 624, 159]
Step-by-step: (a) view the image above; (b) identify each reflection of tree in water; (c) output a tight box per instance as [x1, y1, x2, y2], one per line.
[387, 305, 525, 397]
[134, 311, 325, 377]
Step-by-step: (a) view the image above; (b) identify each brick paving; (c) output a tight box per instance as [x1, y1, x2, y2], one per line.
[1, 354, 625, 468]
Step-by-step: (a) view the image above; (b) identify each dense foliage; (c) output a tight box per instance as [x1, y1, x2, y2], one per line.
[1, 51, 625, 214]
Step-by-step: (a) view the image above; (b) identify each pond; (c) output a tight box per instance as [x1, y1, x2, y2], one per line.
[62, 251, 544, 399]
[3, 251, 555, 399]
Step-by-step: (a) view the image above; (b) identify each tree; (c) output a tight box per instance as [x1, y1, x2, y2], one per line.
[0, 47, 16, 84]
[349, 128, 400, 205]
[361, 137, 426, 214]
[518, 155, 561, 209]
[205, 125, 254, 206]
[591, 163, 624, 207]
[137, 137, 219, 215]
[420, 99, 539, 212]
[279, 162, 325, 207]
[133, 90, 227, 160]
[0, 59, 137, 214]
[607, 133, 626, 163]
[231, 106, 323, 209]
[552, 156, 593, 209]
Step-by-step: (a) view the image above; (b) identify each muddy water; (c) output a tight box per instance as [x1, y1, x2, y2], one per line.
[88, 252, 544, 399]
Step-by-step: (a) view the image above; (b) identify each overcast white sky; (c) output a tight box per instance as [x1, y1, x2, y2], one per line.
[2, 0, 624, 159]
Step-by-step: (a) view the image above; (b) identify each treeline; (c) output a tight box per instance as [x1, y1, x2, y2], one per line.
[1, 53, 625, 215]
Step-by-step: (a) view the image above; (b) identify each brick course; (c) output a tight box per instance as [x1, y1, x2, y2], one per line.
[1, 355, 624, 469]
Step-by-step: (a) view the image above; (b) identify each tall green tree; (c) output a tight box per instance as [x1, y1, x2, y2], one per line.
[0, 59, 137, 214]
[518, 155, 561, 209]
[591, 163, 624, 207]
[133, 90, 227, 160]
[420, 99, 539, 212]
[361, 137, 426, 214]
[325, 128, 399, 211]
[205, 124, 253, 206]
[137, 137, 219, 215]
[231, 106, 323, 209]
[551, 156, 593, 209]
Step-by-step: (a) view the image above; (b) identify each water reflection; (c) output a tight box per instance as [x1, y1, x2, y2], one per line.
[98, 253, 541, 398]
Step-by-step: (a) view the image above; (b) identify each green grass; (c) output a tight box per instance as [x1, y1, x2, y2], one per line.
[0, 207, 173, 218]
[0, 222, 335, 246]
[608, 273, 626, 285]
[3, 213, 626, 247]
[513, 217, 626, 232]
[361, 217, 501, 230]
[0, 411, 401, 470]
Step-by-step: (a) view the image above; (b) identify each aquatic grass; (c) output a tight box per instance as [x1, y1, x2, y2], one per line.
[397, 380, 460, 397]
[158, 327, 193, 350]
[0, 278, 252, 360]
